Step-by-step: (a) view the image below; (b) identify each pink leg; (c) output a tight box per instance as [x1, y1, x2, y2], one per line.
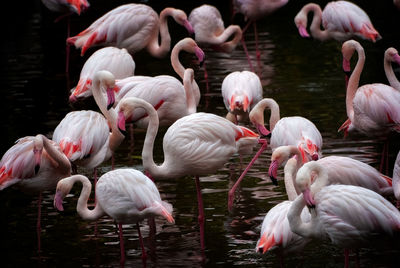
[93, 168, 98, 236]
[118, 223, 126, 266]
[228, 139, 268, 211]
[37, 192, 42, 254]
[253, 22, 261, 67]
[195, 176, 205, 252]
[241, 38, 255, 73]
[203, 61, 210, 93]
[344, 249, 350, 268]
[136, 222, 147, 265]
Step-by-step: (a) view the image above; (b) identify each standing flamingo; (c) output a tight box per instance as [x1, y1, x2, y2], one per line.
[116, 97, 260, 252]
[249, 98, 322, 166]
[54, 169, 174, 265]
[233, 0, 288, 70]
[0, 134, 71, 252]
[256, 158, 311, 256]
[69, 47, 135, 101]
[269, 145, 394, 198]
[294, 1, 381, 42]
[338, 40, 400, 173]
[67, 4, 194, 57]
[189, 4, 242, 90]
[53, 71, 125, 177]
[221, 70, 263, 124]
[384, 47, 400, 91]
[288, 161, 400, 267]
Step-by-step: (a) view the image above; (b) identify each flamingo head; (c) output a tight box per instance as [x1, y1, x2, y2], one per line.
[296, 163, 316, 208]
[172, 9, 194, 36]
[268, 160, 279, 186]
[195, 46, 205, 67]
[106, 87, 116, 110]
[117, 111, 127, 137]
[342, 40, 359, 70]
[32, 136, 43, 175]
[268, 146, 295, 184]
[294, 12, 310, 38]
[54, 177, 75, 211]
[386, 47, 400, 66]
[67, 0, 90, 15]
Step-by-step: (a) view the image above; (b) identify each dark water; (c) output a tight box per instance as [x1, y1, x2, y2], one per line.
[1, 0, 400, 267]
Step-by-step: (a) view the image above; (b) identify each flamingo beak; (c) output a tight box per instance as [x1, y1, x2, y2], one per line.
[54, 190, 65, 211]
[106, 88, 115, 110]
[302, 188, 315, 208]
[69, 94, 78, 103]
[33, 148, 42, 175]
[195, 47, 205, 67]
[298, 25, 310, 38]
[183, 19, 194, 36]
[117, 111, 127, 136]
[393, 54, 400, 66]
[268, 160, 279, 186]
[255, 123, 271, 138]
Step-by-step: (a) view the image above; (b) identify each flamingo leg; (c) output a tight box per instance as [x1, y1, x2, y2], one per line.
[241, 37, 255, 73]
[344, 249, 350, 268]
[136, 222, 147, 265]
[118, 223, 126, 266]
[195, 176, 205, 252]
[37, 192, 42, 254]
[203, 61, 210, 93]
[253, 22, 261, 69]
[228, 138, 268, 211]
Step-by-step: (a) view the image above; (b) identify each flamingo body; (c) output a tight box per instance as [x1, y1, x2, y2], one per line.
[41, 0, 89, 15]
[70, 47, 135, 100]
[67, 4, 194, 57]
[295, 1, 380, 42]
[234, 0, 288, 20]
[222, 71, 263, 122]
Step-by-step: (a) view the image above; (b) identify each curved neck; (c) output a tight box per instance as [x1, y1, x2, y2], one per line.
[384, 53, 400, 91]
[183, 68, 197, 114]
[305, 4, 330, 41]
[39, 134, 71, 174]
[92, 73, 125, 152]
[147, 8, 174, 58]
[215, 25, 242, 53]
[308, 162, 329, 195]
[288, 194, 314, 238]
[258, 98, 281, 130]
[69, 175, 104, 220]
[345, 45, 365, 122]
[284, 158, 299, 201]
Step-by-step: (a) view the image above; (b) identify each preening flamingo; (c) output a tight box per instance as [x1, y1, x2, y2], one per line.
[0, 134, 71, 251]
[221, 70, 263, 124]
[233, 0, 288, 70]
[269, 145, 394, 198]
[256, 158, 311, 255]
[384, 47, 400, 91]
[67, 4, 194, 57]
[288, 161, 400, 267]
[294, 1, 381, 42]
[116, 97, 260, 252]
[69, 47, 135, 101]
[338, 40, 400, 173]
[249, 98, 323, 169]
[53, 71, 125, 176]
[54, 169, 174, 265]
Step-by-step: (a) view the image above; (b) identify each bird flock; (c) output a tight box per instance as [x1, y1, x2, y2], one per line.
[2, 0, 400, 267]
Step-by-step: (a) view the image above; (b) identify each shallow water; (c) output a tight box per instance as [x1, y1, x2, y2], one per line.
[1, 0, 400, 267]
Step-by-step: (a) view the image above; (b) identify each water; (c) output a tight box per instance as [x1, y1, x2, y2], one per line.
[1, 0, 400, 267]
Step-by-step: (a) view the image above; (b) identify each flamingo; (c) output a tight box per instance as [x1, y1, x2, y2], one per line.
[221, 70, 263, 124]
[288, 161, 400, 267]
[294, 1, 381, 42]
[384, 47, 400, 91]
[116, 97, 261, 252]
[249, 98, 322, 169]
[338, 40, 400, 173]
[394, 151, 400, 200]
[69, 47, 135, 101]
[255, 157, 311, 256]
[53, 71, 125, 178]
[67, 3, 194, 57]
[233, 0, 288, 70]
[269, 145, 395, 198]
[188, 4, 242, 90]
[0, 134, 71, 252]
[54, 168, 174, 265]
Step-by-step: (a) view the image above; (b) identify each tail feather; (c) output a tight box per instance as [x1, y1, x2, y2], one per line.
[381, 175, 393, 187]
[235, 126, 259, 141]
[256, 234, 278, 254]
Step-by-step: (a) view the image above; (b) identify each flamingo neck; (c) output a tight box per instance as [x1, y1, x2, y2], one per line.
[384, 53, 400, 91]
[287, 193, 314, 238]
[70, 175, 105, 221]
[92, 72, 125, 152]
[284, 158, 300, 201]
[183, 68, 197, 114]
[304, 4, 330, 41]
[259, 98, 280, 130]
[39, 134, 71, 175]
[214, 25, 242, 53]
[147, 8, 174, 58]
[345, 44, 365, 122]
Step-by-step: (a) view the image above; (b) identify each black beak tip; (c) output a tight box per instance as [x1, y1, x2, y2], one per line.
[270, 176, 278, 186]
[307, 204, 316, 209]
[191, 32, 195, 39]
[107, 103, 113, 110]
[265, 132, 271, 139]
[118, 127, 127, 137]
[199, 60, 204, 68]
[343, 70, 352, 77]
[35, 164, 40, 175]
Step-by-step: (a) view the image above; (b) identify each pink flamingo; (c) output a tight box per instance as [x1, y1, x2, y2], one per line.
[384, 47, 400, 91]
[67, 3, 194, 57]
[294, 1, 381, 42]
[233, 0, 288, 70]
[288, 161, 400, 267]
[53, 71, 125, 177]
[188, 4, 242, 90]
[54, 168, 174, 265]
[69, 47, 135, 101]
[116, 97, 261, 253]
[269, 145, 394, 198]
[0, 134, 71, 252]
[338, 40, 400, 173]
[256, 157, 311, 256]
[221, 70, 263, 124]
[394, 151, 400, 200]
[249, 98, 322, 171]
